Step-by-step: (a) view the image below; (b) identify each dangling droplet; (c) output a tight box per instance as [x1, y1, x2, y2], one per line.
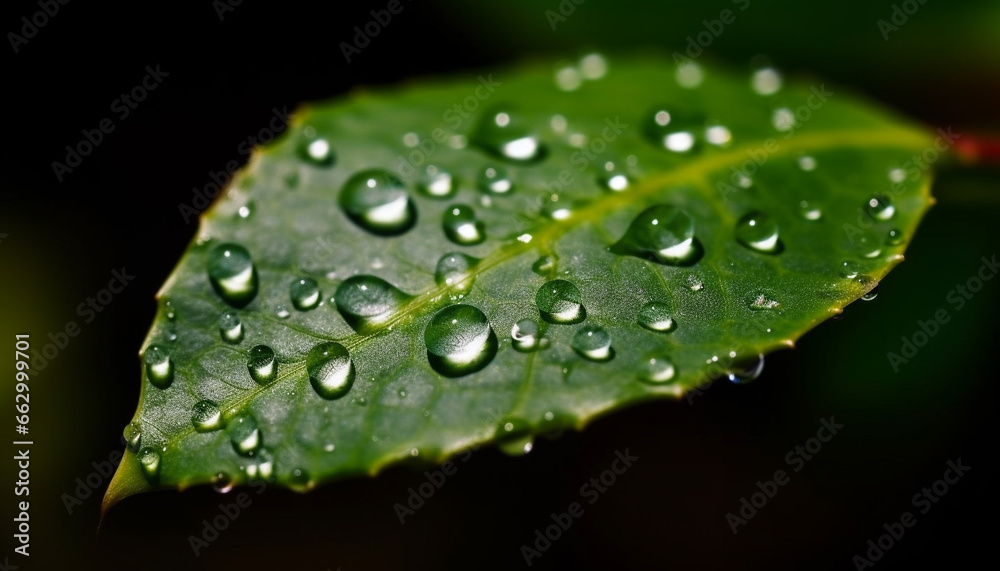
[471, 108, 545, 162]
[424, 304, 498, 377]
[418, 166, 455, 199]
[478, 166, 514, 194]
[290, 277, 321, 311]
[334, 275, 411, 333]
[306, 342, 355, 400]
[638, 301, 676, 332]
[137, 447, 161, 481]
[644, 105, 702, 153]
[229, 415, 261, 456]
[727, 354, 765, 384]
[511, 318, 544, 352]
[865, 195, 895, 220]
[435, 253, 479, 294]
[639, 355, 676, 383]
[247, 345, 276, 384]
[443, 205, 486, 245]
[536, 279, 586, 324]
[339, 169, 417, 235]
[212, 472, 234, 494]
[611, 205, 702, 265]
[298, 134, 335, 167]
[735, 212, 782, 254]
[861, 285, 880, 301]
[886, 228, 904, 246]
[191, 400, 223, 432]
[144, 345, 173, 389]
[219, 312, 244, 343]
[571, 325, 614, 362]
[247, 448, 275, 482]
[207, 243, 258, 307]
[123, 422, 141, 452]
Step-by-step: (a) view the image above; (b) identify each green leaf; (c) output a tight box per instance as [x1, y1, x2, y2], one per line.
[104, 54, 934, 509]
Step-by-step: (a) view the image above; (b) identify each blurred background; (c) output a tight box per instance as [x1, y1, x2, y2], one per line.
[1, 0, 997, 569]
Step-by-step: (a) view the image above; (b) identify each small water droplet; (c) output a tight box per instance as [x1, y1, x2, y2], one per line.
[478, 166, 514, 194]
[571, 325, 614, 362]
[418, 166, 456, 198]
[735, 212, 782, 254]
[289, 467, 311, 491]
[237, 202, 254, 219]
[299, 135, 335, 166]
[212, 472, 234, 493]
[324, 443, 335, 452]
[229, 415, 261, 456]
[675, 60, 704, 88]
[861, 284, 880, 301]
[612, 205, 702, 265]
[886, 228, 904, 245]
[307, 342, 355, 400]
[247, 345, 276, 384]
[443, 204, 486, 245]
[839, 260, 860, 279]
[164, 301, 176, 320]
[144, 345, 173, 388]
[772, 107, 796, 132]
[424, 304, 497, 377]
[207, 243, 258, 307]
[579, 52, 608, 79]
[531, 255, 556, 276]
[799, 200, 822, 221]
[644, 105, 702, 152]
[705, 123, 732, 146]
[600, 170, 630, 192]
[248, 448, 275, 482]
[472, 108, 545, 162]
[685, 275, 705, 292]
[798, 156, 817, 171]
[727, 354, 765, 384]
[511, 318, 545, 352]
[749, 293, 781, 310]
[638, 301, 676, 332]
[219, 312, 243, 343]
[888, 168, 907, 183]
[639, 355, 676, 383]
[751, 66, 783, 95]
[334, 275, 411, 333]
[866, 195, 895, 220]
[536, 279, 586, 324]
[275, 305, 291, 319]
[290, 277, 321, 310]
[555, 64, 583, 91]
[137, 447, 160, 481]
[435, 253, 479, 294]
[123, 422, 141, 452]
[191, 400, 223, 432]
[340, 169, 417, 235]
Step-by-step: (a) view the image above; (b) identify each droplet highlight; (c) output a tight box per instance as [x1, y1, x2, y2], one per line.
[424, 304, 498, 377]
[307, 342, 355, 400]
[535, 279, 586, 324]
[208, 243, 258, 307]
[340, 169, 417, 235]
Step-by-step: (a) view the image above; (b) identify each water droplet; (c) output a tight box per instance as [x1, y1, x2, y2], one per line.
[289, 467, 312, 491]
[555, 64, 583, 91]
[638, 301, 676, 332]
[866, 195, 895, 220]
[324, 443, 335, 452]
[164, 301, 176, 320]
[275, 305, 291, 319]
[191, 400, 223, 432]
[886, 228, 904, 245]
[639, 355, 676, 383]
[727, 354, 765, 384]
[307, 342, 355, 400]
[861, 285, 880, 301]
[611, 205, 702, 265]
[600, 171, 630, 192]
[340, 169, 417, 235]
[247, 345, 276, 384]
[644, 105, 702, 152]
[144, 345, 173, 388]
[542, 195, 576, 220]
[212, 472, 233, 493]
[571, 325, 614, 362]
[290, 277, 321, 311]
[219, 312, 243, 343]
[536, 279, 586, 324]
[478, 166, 513, 194]
[751, 66, 782, 95]
[472, 109, 545, 162]
[749, 293, 781, 310]
[123, 422, 141, 452]
[443, 204, 486, 245]
[299, 135, 335, 166]
[435, 253, 479, 294]
[334, 275, 411, 333]
[735, 212, 782, 254]
[237, 202, 254, 219]
[137, 447, 160, 481]
[248, 448, 275, 482]
[418, 166, 455, 198]
[798, 156, 817, 171]
[685, 275, 705, 292]
[839, 260, 860, 279]
[705, 123, 732, 146]
[424, 304, 497, 377]
[579, 52, 608, 79]
[229, 416, 261, 456]
[531, 255, 556, 276]
[511, 318, 545, 352]
[856, 236, 882, 259]
[772, 107, 795, 132]
[675, 60, 704, 88]
[888, 168, 907, 183]
[799, 200, 822, 221]
[207, 243, 258, 307]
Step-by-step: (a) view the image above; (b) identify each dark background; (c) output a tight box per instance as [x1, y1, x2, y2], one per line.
[1, 0, 998, 569]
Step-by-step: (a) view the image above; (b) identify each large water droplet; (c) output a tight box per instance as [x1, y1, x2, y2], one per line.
[247, 345, 276, 384]
[137, 447, 161, 482]
[144, 345, 173, 388]
[639, 355, 676, 383]
[424, 304, 497, 377]
[644, 105, 702, 153]
[727, 354, 765, 384]
[290, 277, 321, 311]
[571, 325, 614, 362]
[478, 166, 514, 194]
[612, 205, 702, 265]
[123, 422, 141, 452]
[638, 301, 676, 332]
[229, 416, 261, 456]
[472, 108, 545, 162]
[219, 312, 244, 344]
[306, 342, 355, 400]
[334, 275, 411, 333]
[511, 318, 545, 352]
[208, 243, 258, 307]
[340, 169, 417, 235]
[191, 400, 223, 432]
[735, 212, 782, 254]
[435, 253, 478, 294]
[443, 204, 486, 245]
[536, 279, 586, 324]
[866, 194, 895, 220]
